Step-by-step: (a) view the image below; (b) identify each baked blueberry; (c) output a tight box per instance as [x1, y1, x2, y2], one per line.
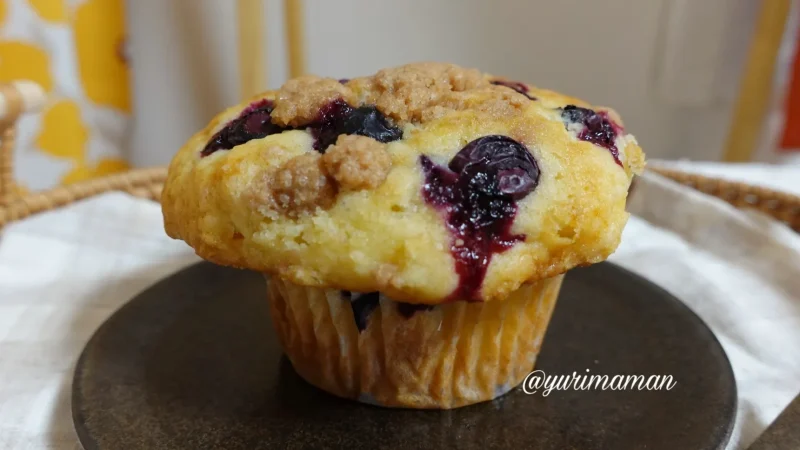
[396, 302, 434, 318]
[421, 135, 539, 300]
[202, 100, 287, 156]
[491, 79, 536, 100]
[343, 290, 435, 330]
[311, 99, 403, 152]
[202, 98, 402, 156]
[561, 105, 623, 166]
[343, 291, 380, 332]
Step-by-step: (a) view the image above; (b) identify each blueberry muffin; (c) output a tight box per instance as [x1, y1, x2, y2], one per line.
[162, 62, 644, 408]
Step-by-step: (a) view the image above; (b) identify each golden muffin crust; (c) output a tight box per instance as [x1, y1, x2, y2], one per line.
[162, 62, 645, 304]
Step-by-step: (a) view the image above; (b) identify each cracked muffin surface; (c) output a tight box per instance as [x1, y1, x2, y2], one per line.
[162, 62, 645, 304]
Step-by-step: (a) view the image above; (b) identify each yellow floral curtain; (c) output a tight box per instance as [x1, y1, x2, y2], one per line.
[0, 0, 130, 190]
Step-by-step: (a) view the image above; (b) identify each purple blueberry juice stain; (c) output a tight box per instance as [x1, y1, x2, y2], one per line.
[561, 105, 624, 166]
[201, 98, 402, 157]
[491, 79, 536, 100]
[420, 135, 540, 301]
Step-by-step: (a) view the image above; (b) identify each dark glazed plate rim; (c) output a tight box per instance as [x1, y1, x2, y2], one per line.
[71, 262, 737, 450]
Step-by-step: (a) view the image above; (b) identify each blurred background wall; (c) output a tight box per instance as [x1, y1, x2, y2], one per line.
[127, 0, 772, 166]
[4, 0, 794, 188]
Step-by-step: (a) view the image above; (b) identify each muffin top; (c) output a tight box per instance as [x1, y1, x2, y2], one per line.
[162, 62, 645, 304]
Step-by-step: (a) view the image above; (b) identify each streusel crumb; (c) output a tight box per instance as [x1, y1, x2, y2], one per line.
[271, 76, 357, 127]
[321, 135, 392, 191]
[271, 153, 337, 216]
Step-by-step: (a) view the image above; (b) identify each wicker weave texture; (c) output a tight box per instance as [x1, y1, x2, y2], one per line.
[0, 167, 165, 227]
[649, 167, 800, 232]
[0, 128, 16, 207]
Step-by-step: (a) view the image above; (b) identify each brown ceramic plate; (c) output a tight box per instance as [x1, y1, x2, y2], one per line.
[72, 262, 736, 450]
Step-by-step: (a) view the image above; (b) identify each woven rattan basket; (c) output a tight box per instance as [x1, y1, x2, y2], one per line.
[0, 95, 799, 232]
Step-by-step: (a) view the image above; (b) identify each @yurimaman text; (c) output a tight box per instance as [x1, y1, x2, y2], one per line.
[523, 369, 677, 396]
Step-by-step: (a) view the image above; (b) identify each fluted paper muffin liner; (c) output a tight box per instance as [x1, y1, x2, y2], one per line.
[266, 274, 564, 409]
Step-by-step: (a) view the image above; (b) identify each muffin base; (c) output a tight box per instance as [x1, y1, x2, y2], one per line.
[266, 274, 564, 409]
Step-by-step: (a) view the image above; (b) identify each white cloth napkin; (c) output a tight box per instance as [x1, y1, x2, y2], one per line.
[0, 171, 799, 449]
[0, 193, 200, 450]
[617, 171, 800, 448]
